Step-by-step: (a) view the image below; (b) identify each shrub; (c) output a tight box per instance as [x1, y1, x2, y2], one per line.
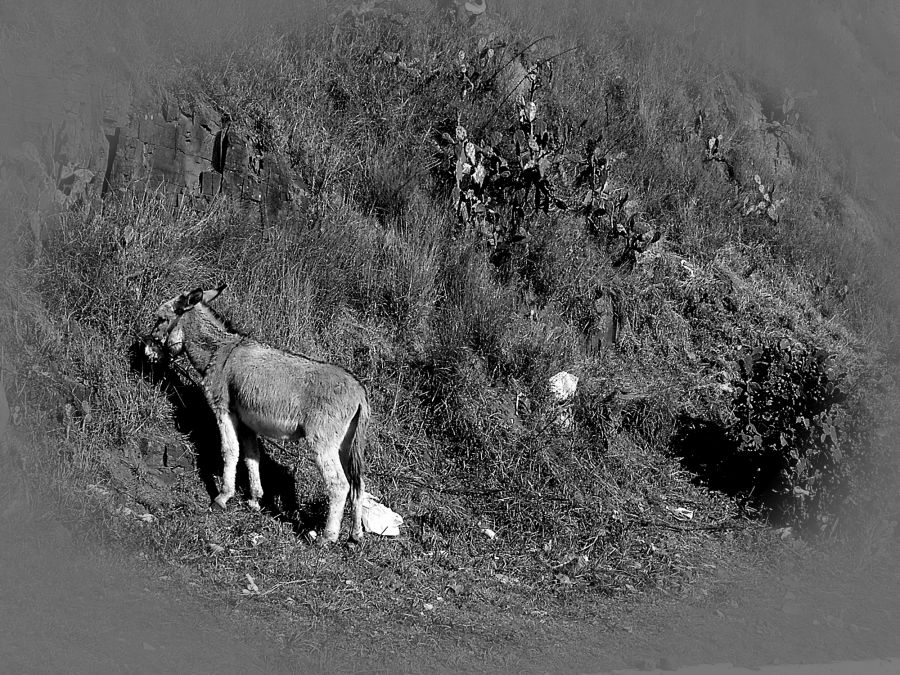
[725, 341, 857, 525]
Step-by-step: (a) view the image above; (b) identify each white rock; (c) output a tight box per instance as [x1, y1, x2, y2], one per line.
[463, 0, 486, 15]
[549, 371, 578, 401]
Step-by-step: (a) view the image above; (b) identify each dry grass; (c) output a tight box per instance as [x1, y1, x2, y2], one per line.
[2, 0, 897, 650]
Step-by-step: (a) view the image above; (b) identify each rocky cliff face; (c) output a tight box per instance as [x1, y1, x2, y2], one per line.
[106, 97, 305, 219]
[0, 64, 306, 259]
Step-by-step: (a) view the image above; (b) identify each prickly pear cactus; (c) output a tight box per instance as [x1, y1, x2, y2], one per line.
[705, 134, 724, 162]
[512, 98, 567, 215]
[743, 173, 786, 223]
[375, 48, 425, 79]
[441, 121, 512, 246]
[434, 45, 653, 260]
[438, 84, 567, 251]
[573, 134, 629, 234]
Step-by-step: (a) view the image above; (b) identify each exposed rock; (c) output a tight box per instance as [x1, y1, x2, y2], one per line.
[582, 291, 620, 355]
[105, 96, 307, 221]
[1, 68, 308, 253]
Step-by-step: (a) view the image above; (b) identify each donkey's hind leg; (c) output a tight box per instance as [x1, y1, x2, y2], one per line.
[311, 433, 349, 544]
[214, 412, 241, 510]
[238, 423, 263, 511]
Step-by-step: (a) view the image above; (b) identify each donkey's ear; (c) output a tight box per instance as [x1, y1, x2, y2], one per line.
[202, 282, 227, 304]
[175, 287, 205, 313]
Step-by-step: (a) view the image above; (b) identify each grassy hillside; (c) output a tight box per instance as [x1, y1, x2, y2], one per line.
[3, 0, 898, 645]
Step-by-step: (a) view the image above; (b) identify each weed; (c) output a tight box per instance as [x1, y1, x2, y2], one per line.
[727, 342, 852, 519]
[2, 0, 897, 645]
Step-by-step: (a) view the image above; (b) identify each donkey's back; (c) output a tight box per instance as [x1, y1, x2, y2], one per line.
[222, 341, 367, 443]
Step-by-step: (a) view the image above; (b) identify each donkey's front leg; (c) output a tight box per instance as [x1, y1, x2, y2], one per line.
[213, 411, 241, 510]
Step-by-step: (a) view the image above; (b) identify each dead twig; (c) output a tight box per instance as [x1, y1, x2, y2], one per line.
[632, 516, 747, 533]
[257, 579, 310, 597]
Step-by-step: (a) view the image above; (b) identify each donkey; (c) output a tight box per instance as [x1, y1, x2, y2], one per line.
[144, 284, 367, 544]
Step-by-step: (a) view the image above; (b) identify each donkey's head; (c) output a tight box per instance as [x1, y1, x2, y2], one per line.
[144, 283, 226, 363]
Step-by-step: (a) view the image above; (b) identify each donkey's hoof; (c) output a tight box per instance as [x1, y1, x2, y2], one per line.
[247, 499, 261, 512]
[213, 495, 229, 510]
[319, 532, 340, 546]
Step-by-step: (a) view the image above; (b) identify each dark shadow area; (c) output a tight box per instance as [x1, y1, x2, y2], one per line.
[101, 128, 120, 198]
[127, 339, 311, 527]
[256, 446, 303, 526]
[127, 339, 222, 498]
[276, 488, 329, 536]
[211, 129, 228, 173]
[670, 414, 781, 512]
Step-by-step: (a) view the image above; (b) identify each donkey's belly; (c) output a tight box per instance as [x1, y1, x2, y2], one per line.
[234, 405, 303, 441]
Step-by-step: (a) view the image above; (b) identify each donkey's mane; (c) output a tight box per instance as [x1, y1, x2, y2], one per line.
[198, 302, 247, 337]
[197, 302, 365, 385]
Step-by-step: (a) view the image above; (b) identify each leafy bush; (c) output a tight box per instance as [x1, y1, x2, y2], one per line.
[726, 341, 855, 524]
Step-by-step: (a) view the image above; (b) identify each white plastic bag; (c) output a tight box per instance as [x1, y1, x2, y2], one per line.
[361, 491, 403, 537]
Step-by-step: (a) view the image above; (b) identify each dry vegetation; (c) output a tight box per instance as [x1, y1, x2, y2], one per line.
[2, 0, 898, 653]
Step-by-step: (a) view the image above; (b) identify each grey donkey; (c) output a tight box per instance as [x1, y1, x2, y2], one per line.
[144, 284, 368, 544]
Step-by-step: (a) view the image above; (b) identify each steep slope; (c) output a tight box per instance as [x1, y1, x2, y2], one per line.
[1, 0, 897, 652]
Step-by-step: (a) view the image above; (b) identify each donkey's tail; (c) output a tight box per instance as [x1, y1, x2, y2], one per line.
[347, 400, 368, 503]
[341, 398, 368, 541]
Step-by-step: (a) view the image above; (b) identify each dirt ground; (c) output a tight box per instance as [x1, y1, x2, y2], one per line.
[564, 546, 900, 673]
[0, 519, 274, 674]
[2, 476, 898, 675]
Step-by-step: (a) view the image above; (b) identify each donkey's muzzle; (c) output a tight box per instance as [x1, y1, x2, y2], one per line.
[142, 336, 169, 365]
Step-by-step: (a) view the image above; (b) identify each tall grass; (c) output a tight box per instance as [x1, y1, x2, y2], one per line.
[3, 1, 897, 616]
